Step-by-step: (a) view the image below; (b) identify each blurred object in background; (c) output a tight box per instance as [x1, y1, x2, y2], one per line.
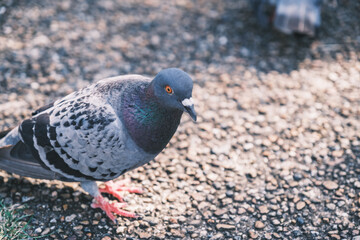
[252, 0, 322, 36]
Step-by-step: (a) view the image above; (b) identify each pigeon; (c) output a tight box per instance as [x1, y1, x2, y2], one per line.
[252, 0, 322, 36]
[0, 68, 197, 222]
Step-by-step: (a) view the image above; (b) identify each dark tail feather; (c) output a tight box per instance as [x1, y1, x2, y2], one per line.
[0, 142, 71, 181]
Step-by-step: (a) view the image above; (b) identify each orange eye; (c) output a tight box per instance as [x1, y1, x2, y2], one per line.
[165, 85, 173, 94]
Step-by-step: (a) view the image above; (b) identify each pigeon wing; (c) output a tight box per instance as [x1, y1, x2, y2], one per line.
[18, 82, 133, 182]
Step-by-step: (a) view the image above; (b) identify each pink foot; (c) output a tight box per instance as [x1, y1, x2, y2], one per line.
[99, 179, 143, 202]
[92, 195, 137, 223]
[91, 179, 143, 222]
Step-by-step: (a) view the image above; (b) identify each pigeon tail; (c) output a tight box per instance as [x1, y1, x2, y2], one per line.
[0, 141, 73, 181]
[0, 127, 20, 147]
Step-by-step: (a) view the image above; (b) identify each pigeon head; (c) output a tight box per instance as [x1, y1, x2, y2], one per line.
[152, 68, 197, 121]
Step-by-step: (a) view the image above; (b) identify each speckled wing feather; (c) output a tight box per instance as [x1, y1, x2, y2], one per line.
[17, 75, 155, 182]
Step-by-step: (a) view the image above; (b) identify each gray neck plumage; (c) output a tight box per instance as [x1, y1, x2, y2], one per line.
[121, 82, 183, 154]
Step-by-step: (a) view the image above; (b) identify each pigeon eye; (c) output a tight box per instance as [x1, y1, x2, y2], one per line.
[165, 85, 173, 94]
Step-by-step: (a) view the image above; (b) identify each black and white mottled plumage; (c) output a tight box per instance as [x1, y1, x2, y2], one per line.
[0, 68, 197, 221]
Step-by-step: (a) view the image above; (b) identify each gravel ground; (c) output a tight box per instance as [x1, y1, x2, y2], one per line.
[0, 0, 360, 239]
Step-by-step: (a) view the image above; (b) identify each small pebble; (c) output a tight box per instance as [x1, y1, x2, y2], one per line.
[323, 181, 339, 190]
[296, 201, 306, 210]
[216, 224, 236, 231]
[255, 221, 265, 229]
[65, 214, 76, 222]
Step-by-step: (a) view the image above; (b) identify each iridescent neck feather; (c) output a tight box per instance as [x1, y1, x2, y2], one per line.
[121, 83, 183, 154]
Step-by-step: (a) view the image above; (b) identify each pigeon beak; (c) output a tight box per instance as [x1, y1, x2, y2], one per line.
[182, 98, 197, 122]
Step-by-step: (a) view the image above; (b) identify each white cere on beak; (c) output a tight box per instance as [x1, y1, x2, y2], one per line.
[182, 97, 194, 107]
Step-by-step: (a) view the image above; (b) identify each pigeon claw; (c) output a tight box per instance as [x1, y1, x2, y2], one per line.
[92, 195, 138, 223]
[99, 180, 144, 202]
[92, 179, 143, 222]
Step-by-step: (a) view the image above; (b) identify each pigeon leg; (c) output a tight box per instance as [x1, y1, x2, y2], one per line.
[91, 195, 137, 222]
[81, 181, 139, 223]
[99, 179, 143, 202]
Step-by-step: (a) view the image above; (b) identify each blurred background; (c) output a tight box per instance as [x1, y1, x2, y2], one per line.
[0, 0, 359, 239]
